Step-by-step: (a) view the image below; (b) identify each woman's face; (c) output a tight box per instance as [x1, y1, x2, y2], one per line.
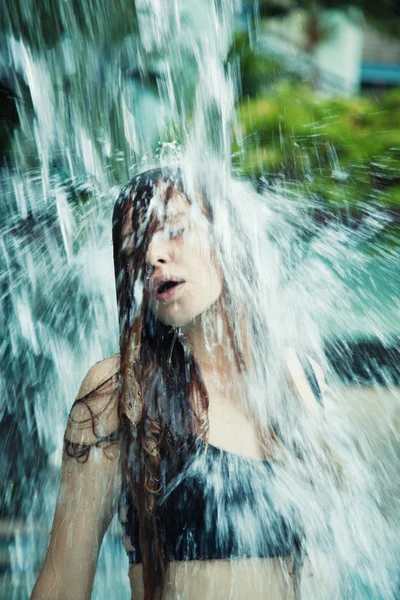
[145, 189, 222, 328]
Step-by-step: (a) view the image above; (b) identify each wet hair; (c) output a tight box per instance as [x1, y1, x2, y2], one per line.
[66, 167, 244, 599]
[114, 167, 210, 598]
[63, 168, 342, 599]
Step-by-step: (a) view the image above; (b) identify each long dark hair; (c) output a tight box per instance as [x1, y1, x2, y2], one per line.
[64, 166, 297, 599]
[65, 168, 336, 599]
[112, 167, 245, 599]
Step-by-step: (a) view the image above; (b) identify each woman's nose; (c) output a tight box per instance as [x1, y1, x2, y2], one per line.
[146, 232, 171, 266]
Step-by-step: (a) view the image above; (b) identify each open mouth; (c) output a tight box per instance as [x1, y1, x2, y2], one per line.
[158, 280, 181, 294]
[155, 279, 185, 300]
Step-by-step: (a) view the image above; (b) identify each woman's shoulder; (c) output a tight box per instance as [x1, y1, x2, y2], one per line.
[76, 353, 121, 400]
[66, 354, 121, 446]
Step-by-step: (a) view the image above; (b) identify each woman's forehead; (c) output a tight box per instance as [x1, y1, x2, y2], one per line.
[121, 189, 190, 237]
[150, 188, 190, 222]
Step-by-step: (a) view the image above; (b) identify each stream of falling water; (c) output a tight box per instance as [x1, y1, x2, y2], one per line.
[1, 1, 399, 599]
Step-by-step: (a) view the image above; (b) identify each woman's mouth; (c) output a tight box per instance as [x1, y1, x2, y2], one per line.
[155, 280, 185, 302]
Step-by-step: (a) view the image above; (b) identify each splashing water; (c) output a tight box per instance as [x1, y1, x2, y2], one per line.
[1, 1, 400, 599]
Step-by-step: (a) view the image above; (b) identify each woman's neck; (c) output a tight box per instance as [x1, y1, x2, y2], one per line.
[180, 300, 245, 390]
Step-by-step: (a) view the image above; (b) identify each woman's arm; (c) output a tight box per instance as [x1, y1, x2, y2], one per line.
[31, 356, 121, 600]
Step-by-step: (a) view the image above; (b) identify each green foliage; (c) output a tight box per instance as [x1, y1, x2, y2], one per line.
[235, 84, 400, 214]
[228, 32, 283, 97]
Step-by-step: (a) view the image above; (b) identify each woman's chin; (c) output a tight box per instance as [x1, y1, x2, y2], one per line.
[156, 295, 222, 329]
[160, 313, 196, 329]
[158, 306, 203, 329]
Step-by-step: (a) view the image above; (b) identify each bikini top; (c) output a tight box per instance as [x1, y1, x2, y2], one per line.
[119, 358, 323, 565]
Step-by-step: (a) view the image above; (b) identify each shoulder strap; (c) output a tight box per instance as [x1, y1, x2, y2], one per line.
[301, 356, 323, 407]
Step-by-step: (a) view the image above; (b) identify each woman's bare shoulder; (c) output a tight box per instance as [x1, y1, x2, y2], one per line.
[66, 354, 121, 445]
[76, 353, 121, 400]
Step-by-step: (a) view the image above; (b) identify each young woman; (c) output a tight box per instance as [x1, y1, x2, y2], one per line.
[31, 167, 326, 600]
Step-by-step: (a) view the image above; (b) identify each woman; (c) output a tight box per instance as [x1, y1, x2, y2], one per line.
[31, 167, 326, 600]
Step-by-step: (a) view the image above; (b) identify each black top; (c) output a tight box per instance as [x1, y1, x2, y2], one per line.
[120, 357, 322, 565]
[121, 438, 302, 564]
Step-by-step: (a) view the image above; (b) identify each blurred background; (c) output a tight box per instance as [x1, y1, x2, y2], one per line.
[1, 1, 400, 598]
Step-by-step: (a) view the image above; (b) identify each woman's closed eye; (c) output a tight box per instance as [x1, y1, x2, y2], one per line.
[169, 226, 185, 239]
[152, 223, 185, 240]
[165, 217, 189, 239]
